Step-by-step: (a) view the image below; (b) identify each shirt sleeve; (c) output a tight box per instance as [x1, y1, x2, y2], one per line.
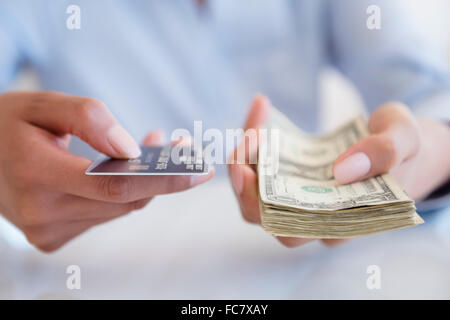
[0, 1, 27, 92]
[0, 0, 50, 92]
[327, 0, 450, 123]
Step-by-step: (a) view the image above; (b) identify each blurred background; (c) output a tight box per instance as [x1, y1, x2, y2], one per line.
[1, 0, 450, 299]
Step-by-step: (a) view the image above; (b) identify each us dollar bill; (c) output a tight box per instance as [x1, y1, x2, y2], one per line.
[257, 107, 423, 239]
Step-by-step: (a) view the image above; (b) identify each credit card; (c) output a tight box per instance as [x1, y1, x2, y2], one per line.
[85, 145, 209, 175]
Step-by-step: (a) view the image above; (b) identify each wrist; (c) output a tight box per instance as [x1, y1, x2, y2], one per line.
[416, 117, 450, 193]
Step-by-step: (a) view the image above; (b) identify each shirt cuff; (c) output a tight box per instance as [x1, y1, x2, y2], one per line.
[416, 180, 450, 213]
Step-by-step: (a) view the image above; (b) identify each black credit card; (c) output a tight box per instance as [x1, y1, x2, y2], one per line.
[86, 145, 209, 175]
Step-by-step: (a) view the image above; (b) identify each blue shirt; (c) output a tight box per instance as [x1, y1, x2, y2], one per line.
[0, 0, 449, 209]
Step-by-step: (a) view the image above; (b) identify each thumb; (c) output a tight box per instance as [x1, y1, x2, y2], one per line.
[228, 94, 270, 166]
[244, 93, 270, 131]
[333, 102, 420, 184]
[22, 92, 141, 159]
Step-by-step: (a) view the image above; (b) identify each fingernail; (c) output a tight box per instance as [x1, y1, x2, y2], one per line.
[107, 125, 141, 158]
[333, 152, 371, 184]
[230, 165, 244, 195]
[190, 166, 215, 186]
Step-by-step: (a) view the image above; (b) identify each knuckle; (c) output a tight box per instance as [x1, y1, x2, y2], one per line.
[392, 102, 412, 117]
[369, 102, 413, 133]
[166, 176, 192, 193]
[369, 135, 397, 168]
[378, 136, 398, 167]
[28, 91, 56, 105]
[376, 101, 411, 118]
[76, 98, 107, 122]
[25, 91, 61, 113]
[99, 176, 133, 202]
[39, 91, 61, 100]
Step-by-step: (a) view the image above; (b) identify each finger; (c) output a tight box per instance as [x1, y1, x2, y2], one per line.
[229, 127, 260, 167]
[321, 239, 349, 247]
[24, 219, 93, 252]
[32, 136, 215, 202]
[47, 194, 153, 222]
[333, 102, 420, 184]
[230, 164, 260, 223]
[243, 93, 270, 131]
[142, 130, 165, 146]
[229, 162, 244, 198]
[20, 91, 141, 159]
[25, 216, 118, 252]
[231, 162, 315, 246]
[228, 94, 270, 166]
[21, 120, 214, 202]
[228, 95, 270, 222]
[276, 236, 314, 248]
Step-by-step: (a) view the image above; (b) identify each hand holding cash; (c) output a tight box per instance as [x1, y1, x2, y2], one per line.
[258, 106, 423, 239]
[227, 95, 445, 247]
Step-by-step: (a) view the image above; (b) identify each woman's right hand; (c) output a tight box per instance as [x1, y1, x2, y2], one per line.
[0, 91, 214, 252]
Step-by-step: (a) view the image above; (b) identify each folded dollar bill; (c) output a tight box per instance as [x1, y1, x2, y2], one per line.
[257, 107, 424, 239]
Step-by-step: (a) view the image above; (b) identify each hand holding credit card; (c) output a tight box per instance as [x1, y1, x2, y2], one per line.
[0, 92, 214, 252]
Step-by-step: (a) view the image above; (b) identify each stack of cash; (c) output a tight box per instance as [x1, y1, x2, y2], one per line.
[257, 108, 423, 239]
